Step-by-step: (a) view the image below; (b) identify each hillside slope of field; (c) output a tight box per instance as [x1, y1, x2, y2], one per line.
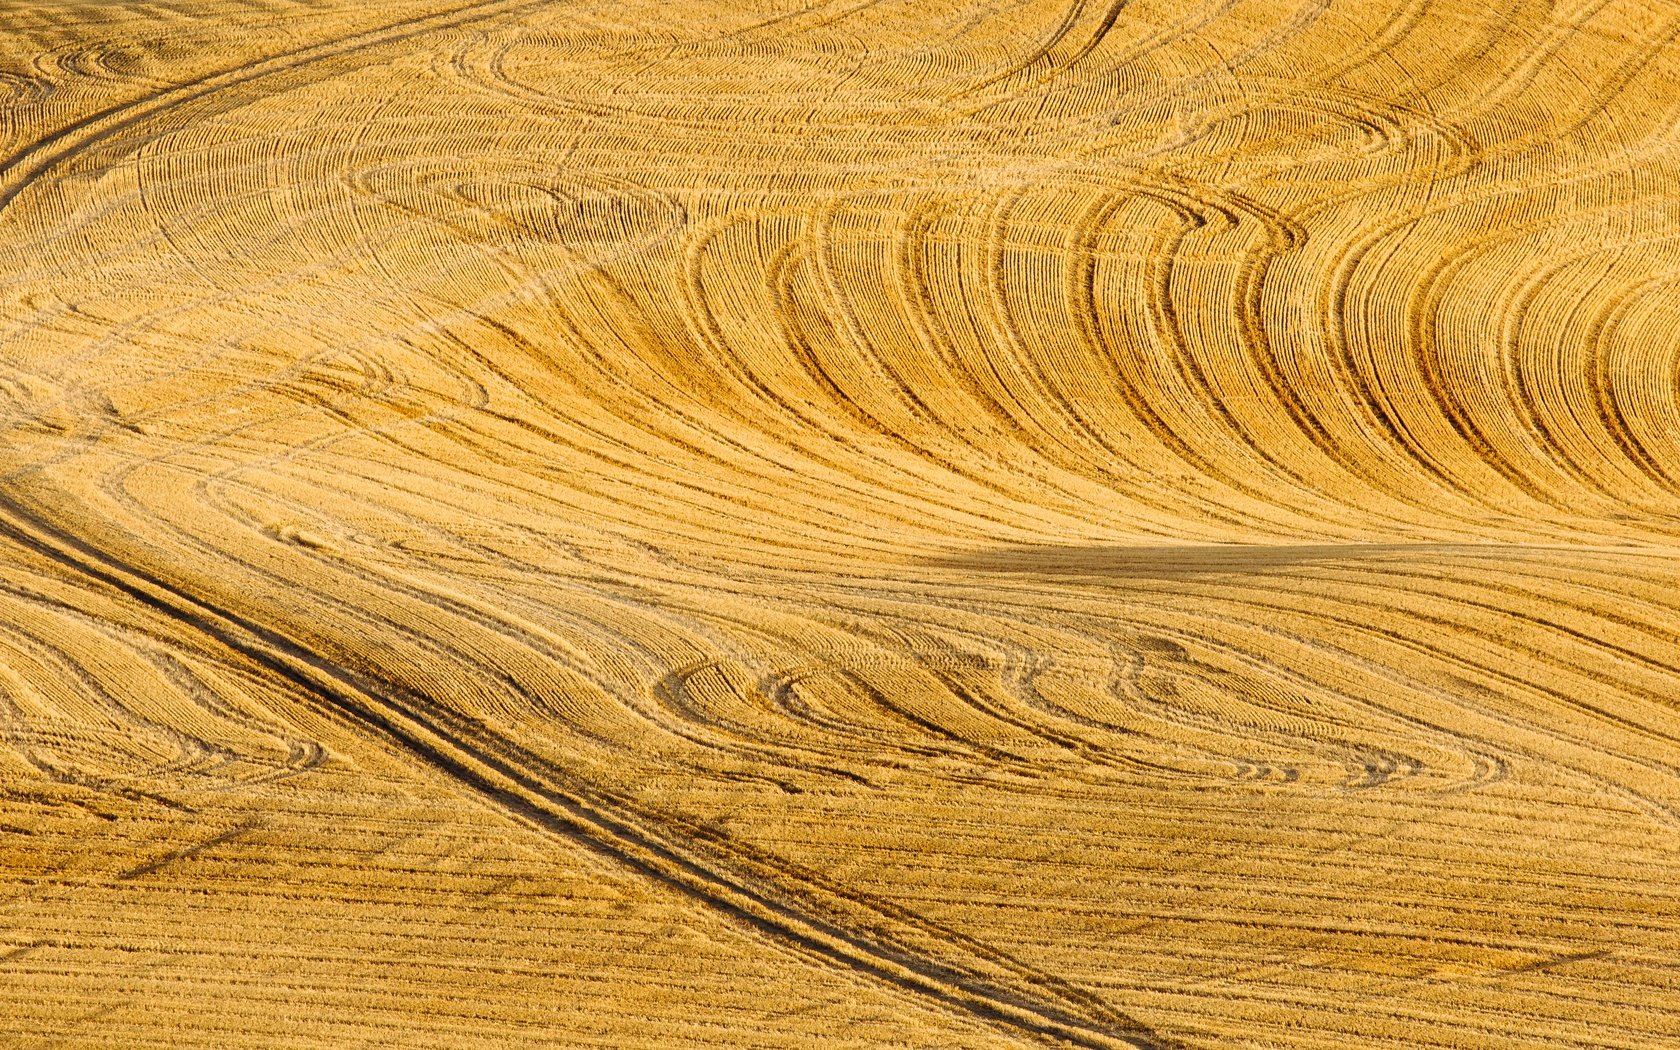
[2, 1, 1679, 1047]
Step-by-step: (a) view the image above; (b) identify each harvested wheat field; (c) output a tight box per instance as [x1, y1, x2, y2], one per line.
[2, 0, 1680, 1047]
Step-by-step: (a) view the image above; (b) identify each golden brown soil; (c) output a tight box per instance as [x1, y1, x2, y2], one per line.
[2, 1, 1679, 1047]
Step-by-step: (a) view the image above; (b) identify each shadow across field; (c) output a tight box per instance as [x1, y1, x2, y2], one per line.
[927, 541, 1525, 582]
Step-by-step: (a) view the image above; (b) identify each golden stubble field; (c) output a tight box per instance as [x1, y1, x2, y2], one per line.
[2, 0, 1679, 1047]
